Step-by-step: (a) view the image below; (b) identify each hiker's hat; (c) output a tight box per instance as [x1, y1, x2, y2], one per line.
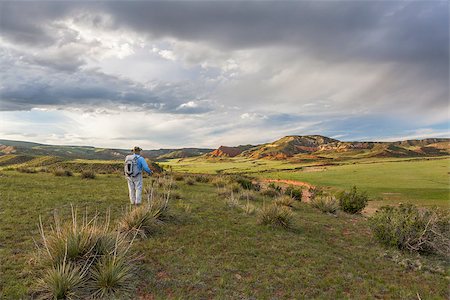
[132, 146, 142, 153]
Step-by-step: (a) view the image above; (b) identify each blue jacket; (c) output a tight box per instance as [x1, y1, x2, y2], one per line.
[135, 154, 152, 175]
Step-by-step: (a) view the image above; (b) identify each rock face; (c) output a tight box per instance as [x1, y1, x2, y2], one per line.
[209, 145, 253, 157]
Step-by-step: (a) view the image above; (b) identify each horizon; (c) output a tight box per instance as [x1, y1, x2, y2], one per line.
[0, 1, 449, 148]
[2, 134, 449, 151]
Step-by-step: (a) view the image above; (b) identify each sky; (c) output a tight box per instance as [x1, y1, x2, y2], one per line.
[0, 1, 448, 149]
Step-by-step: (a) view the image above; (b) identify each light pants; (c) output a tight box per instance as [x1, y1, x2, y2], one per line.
[127, 174, 143, 204]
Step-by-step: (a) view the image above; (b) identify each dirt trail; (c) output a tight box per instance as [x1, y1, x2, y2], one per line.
[262, 179, 315, 202]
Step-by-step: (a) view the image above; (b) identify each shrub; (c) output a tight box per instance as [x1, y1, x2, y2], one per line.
[311, 195, 339, 214]
[235, 176, 260, 191]
[257, 204, 293, 229]
[274, 195, 295, 208]
[338, 186, 368, 214]
[229, 183, 241, 193]
[369, 204, 450, 256]
[284, 186, 303, 201]
[80, 170, 96, 179]
[54, 168, 73, 177]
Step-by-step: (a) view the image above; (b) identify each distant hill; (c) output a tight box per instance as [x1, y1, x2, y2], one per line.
[1, 136, 449, 165]
[0, 139, 212, 161]
[206, 135, 450, 160]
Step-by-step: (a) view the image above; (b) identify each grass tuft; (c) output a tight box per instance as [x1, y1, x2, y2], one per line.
[311, 195, 339, 214]
[257, 204, 293, 229]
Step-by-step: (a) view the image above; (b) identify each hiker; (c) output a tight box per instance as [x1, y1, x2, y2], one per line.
[124, 146, 153, 205]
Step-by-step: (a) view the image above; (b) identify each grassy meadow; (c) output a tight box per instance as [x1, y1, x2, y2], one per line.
[0, 170, 449, 299]
[163, 157, 450, 209]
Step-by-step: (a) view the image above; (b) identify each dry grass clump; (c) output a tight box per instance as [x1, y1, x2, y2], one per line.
[274, 195, 295, 208]
[211, 176, 229, 188]
[185, 177, 195, 185]
[225, 192, 240, 208]
[118, 205, 161, 238]
[173, 174, 185, 181]
[80, 170, 96, 179]
[257, 204, 293, 229]
[17, 167, 37, 173]
[194, 175, 210, 183]
[35, 208, 135, 299]
[53, 168, 73, 177]
[310, 195, 339, 214]
[238, 190, 258, 201]
[369, 204, 450, 257]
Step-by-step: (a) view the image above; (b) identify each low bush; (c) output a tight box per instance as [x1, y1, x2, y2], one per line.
[235, 176, 260, 191]
[284, 186, 303, 201]
[338, 186, 368, 214]
[369, 204, 450, 257]
[53, 168, 73, 177]
[80, 170, 96, 179]
[274, 195, 295, 208]
[257, 204, 293, 229]
[311, 195, 339, 214]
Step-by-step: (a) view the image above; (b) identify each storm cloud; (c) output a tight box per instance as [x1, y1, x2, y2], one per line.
[0, 1, 448, 147]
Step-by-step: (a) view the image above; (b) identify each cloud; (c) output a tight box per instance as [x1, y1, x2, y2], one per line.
[0, 1, 448, 146]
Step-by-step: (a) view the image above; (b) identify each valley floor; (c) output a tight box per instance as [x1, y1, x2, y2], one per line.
[0, 171, 448, 299]
[163, 157, 450, 209]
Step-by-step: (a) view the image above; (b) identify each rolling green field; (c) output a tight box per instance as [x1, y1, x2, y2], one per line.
[163, 157, 450, 209]
[0, 171, 448, 299]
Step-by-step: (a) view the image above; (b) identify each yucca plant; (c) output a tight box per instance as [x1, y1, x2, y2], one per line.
[274, 195, 295, 208]
[36, 260, 85, 300]
[80, 170, 96, 179]
[311, 195, 339, 214]
[38, 209, 105, 265]
[35, 207, 136, 299]
[257, 204, 293, 229]
[88, 253, 134, 299]
[118, 205, 161, 238]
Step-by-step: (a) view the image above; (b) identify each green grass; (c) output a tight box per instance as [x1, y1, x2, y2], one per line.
[0, 171, 448, 298]
[258, 158, 450, 209]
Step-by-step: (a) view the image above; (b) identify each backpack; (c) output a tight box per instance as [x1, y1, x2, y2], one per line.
[124, 155, 141, 177]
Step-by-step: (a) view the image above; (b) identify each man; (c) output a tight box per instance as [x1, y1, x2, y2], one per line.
[124, 146, 153, 205]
